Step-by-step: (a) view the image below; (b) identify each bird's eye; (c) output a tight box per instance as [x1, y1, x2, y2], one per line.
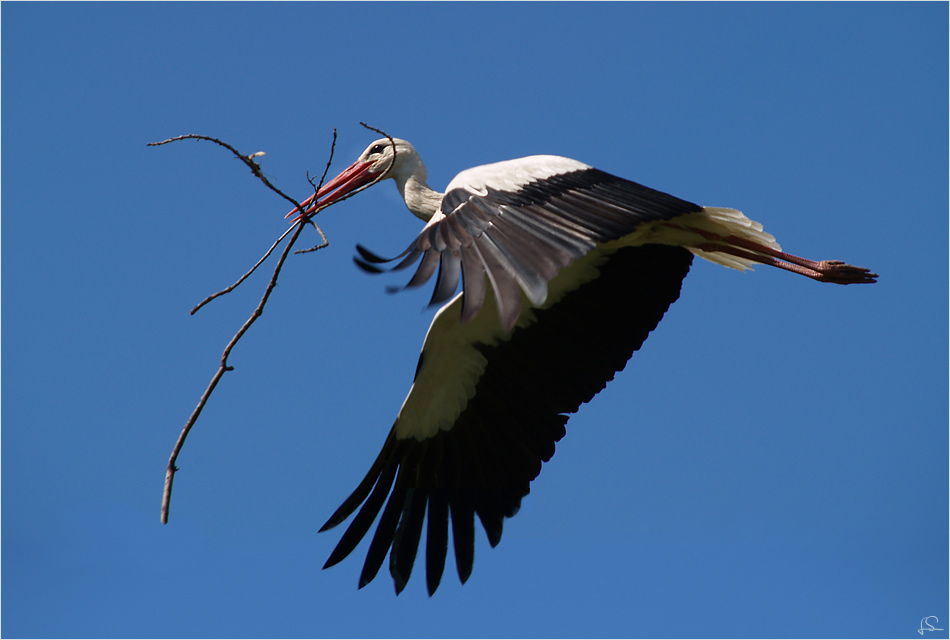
[369, 144, 386, 156]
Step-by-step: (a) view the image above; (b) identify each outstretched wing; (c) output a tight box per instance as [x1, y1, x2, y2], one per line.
[355, 157, 702, 331]
[324, 244, 694, 595]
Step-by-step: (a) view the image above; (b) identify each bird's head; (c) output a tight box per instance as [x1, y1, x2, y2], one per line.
[355, 137, 425, 186]
[287, 137, 426, 223]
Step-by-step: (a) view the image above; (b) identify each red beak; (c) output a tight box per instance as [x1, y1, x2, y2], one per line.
[285, 160, 377, 223]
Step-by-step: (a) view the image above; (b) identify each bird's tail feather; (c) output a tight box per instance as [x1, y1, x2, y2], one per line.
[661, 207, 782, 271]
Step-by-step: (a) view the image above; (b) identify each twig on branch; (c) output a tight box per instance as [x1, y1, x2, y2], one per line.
[148, 134, 311, 216]
[190, 224, 299, 314]
[294, 135, 339, 255]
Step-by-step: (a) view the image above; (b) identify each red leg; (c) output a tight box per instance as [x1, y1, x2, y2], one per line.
[690, 230, 877, 284]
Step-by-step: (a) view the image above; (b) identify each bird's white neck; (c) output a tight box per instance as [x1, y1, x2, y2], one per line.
[396, 174, 443, 222]
[383, 144, 443, 222]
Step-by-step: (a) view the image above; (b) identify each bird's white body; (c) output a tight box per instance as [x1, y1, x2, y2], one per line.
[291, 137, 875, 596]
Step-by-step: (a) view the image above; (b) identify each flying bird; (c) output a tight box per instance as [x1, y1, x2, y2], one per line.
[287, 137, 876, 596]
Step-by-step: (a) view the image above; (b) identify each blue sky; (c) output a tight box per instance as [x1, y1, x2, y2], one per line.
[2, 3, 946, 638]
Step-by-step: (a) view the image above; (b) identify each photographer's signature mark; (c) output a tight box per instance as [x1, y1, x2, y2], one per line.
[919, 616, 944, 635]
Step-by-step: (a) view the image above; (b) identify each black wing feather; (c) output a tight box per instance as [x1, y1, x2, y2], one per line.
[449, 490, 476, 583]
[358, 486, 406, 589]
[390, 488, 427, 594]
[425, 491, 450, 596]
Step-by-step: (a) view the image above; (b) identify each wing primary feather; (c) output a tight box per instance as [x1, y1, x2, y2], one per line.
[428, 250, 462, 307]
[428, 218, 464, 253]
[320, 432, 400, 532]
[494, 208, 581, 271]
[391, 249, 424, 272]
[471, 238, 522, 332]
[354, 245, 420, 275]
[465, 198, 563, 296]
[404, 250, 441, 289]
[536, 197, 626, 239]
[459, 244, 487, 324]
[482, 221, 551, 305]
[390, 488, 428, 595]
[355, 243, 398, 264]
[443, 210, 478, 245]
[450, 490, 476, 584]
[502, 207, 594, 257]
[425, 491, 450, 596]
[452, 407, 513, 547]
[358, 487, 406, 589]
[323, 450, 401, 569]
[353, 257, 388, 274]
[475, 492, 505, 548]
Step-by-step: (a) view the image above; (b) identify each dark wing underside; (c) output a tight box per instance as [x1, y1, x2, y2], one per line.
[323, 244, 694, 595]
[355, 168, 701, 331]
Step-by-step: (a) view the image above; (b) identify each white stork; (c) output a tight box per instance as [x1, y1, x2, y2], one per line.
[288, 138, 876, 596]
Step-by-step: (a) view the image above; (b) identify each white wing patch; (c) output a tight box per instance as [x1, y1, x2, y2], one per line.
[393, 292, 492, 440]
[447, 155, 591, 196]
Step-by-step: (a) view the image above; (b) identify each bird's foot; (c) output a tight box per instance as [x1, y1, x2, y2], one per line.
[809, 260, 878, 284]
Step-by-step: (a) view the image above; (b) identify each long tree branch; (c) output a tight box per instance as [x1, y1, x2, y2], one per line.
[152, 127, 394, 525]
[160, 220, 305, 524]
[151, 132, 334, 525]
